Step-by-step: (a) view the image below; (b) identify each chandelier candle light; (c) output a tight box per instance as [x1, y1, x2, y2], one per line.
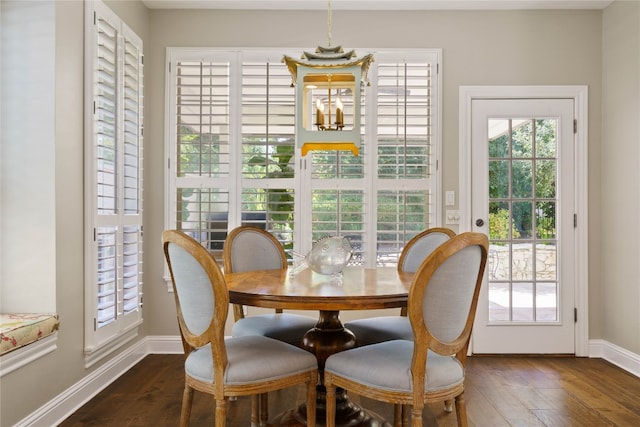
[283, 0, 373, 156]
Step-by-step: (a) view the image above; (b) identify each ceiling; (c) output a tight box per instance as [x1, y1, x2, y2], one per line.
[141, 0, 614, 10]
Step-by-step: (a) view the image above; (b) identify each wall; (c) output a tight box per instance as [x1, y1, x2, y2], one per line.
[143, 7, 605, 336]
[1, 0, 56, 312]
[0, 1, 148, 426]
[602, 0, 640, 354]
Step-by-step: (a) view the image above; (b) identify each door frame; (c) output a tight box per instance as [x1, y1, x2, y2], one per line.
[459, 86, 589, 357]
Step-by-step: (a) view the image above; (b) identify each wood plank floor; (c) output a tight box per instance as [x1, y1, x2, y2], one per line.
[59, 354, 640, 426]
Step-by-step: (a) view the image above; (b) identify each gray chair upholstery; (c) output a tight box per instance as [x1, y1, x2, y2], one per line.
[224, 226, 318, 347]
[163, 230, 318, 427]
[325, 232, 488, 427]
[345, 227, 455, 346]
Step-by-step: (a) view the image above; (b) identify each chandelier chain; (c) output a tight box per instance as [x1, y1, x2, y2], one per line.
[327, 0, 332, 47]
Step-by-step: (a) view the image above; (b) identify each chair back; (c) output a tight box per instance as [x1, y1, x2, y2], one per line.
[223, 226, 288, 273]
[163, 230, 228, 362]
[408, 232, 488, 365]
[398, 228, 456, 273]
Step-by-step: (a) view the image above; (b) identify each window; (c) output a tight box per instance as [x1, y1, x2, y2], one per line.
[165, 48, 440, 274]
[84, 0, 144, 364]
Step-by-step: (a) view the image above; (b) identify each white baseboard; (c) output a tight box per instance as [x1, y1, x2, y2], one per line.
[588, 339, 640, 378]
[15, 338, 148, 427]
[146, 334, 184, 354]
[15, 336, 639, 426]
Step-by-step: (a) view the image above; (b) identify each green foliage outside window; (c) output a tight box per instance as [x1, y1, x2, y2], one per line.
[489, 208, 520, 241]
[488, 119, 557, 240]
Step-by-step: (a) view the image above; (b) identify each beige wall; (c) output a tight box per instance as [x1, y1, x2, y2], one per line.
[6, 1, 640, 424]
[602, 1, 640, 354]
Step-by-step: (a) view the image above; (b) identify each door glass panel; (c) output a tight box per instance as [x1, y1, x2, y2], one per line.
[512, 160, 532, 198]
[487, 117, 559, 323]
[487, 282, 509, 321]
[512, 282, 534, 321]
[489, 160, 510, 198]
[536, 282, 558, 322]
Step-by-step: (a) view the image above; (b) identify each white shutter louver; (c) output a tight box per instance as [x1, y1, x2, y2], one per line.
[96, 16, 118, 215]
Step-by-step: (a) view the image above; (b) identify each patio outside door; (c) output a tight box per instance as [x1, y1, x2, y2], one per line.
[470, 98, 576, 354]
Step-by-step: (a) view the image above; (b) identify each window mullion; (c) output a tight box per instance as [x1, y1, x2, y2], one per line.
[229, 52, 243, 229]
[364, 61, 379, 268]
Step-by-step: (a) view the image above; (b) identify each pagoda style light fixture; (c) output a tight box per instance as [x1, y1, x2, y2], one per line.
[283, 1, 373, 156]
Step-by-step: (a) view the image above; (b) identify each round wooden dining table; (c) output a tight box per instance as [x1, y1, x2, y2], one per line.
[224, 266, 413, 427]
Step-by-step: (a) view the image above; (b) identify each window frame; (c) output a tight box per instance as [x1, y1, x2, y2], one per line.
[164, 47, 441, 288]
[84, 0, 144, 366]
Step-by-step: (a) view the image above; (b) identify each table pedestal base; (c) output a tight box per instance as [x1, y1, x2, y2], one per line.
[269, 388, 391, 427]
[270, 310, 392, 426]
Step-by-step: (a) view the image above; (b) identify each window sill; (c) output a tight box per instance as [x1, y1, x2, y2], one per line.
[0, 333, 58, 377]
[84, 324, 140, 368]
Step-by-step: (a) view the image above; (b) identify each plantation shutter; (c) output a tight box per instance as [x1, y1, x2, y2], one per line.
[170, 54, 233, 253]
[165, 48, 440, 270]
[309, 55, 437, 266]
[240, 58, 296, 251]
[86, 1, 144, 351]
[375, 57, 435, 265]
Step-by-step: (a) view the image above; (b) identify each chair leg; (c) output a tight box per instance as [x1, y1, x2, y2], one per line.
[215, 398, 229, 427]
[233, 304, 245, 321]
[180, 385, 194, 427]
[410, 407, 422, 427]
[306, 374, 317, 427]
[454, 393, 468, 427]
[393, 404, 403, 427]
[260, 393, 268, 426]
[250, 395, 259, 427]
[444, 399, 453, 412]
[325, 383, 336, 427]
[403, 404, 410, 427]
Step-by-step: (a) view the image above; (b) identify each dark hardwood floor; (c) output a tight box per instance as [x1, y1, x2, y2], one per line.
[59, 354, 640, 426]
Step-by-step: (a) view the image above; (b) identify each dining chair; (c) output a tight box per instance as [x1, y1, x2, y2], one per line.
[325, 232, 488, 427]
[223, 226, 318, 347]
[163, 230, 318, 427]
[344, 227, 456, 346]
[223, 226, 319, 423]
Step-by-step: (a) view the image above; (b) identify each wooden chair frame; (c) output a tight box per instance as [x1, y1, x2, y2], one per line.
[163, 230, 318, 427]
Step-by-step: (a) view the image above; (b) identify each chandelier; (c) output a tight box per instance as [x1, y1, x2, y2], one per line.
[283, 0, 374, 156]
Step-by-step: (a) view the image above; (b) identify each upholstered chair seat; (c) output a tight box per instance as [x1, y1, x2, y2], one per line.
[325, 341, 464, 394]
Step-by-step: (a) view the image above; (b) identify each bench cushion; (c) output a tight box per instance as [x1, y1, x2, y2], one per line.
[1, 314, 60, 356]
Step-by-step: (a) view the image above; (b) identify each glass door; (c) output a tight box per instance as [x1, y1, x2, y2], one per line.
[471, 98, 575, 354]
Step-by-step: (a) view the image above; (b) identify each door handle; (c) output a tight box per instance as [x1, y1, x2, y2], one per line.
[475, 219, 485, 227]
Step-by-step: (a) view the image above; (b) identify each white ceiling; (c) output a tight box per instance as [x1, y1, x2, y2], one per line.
[142, 0, 614, 10]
